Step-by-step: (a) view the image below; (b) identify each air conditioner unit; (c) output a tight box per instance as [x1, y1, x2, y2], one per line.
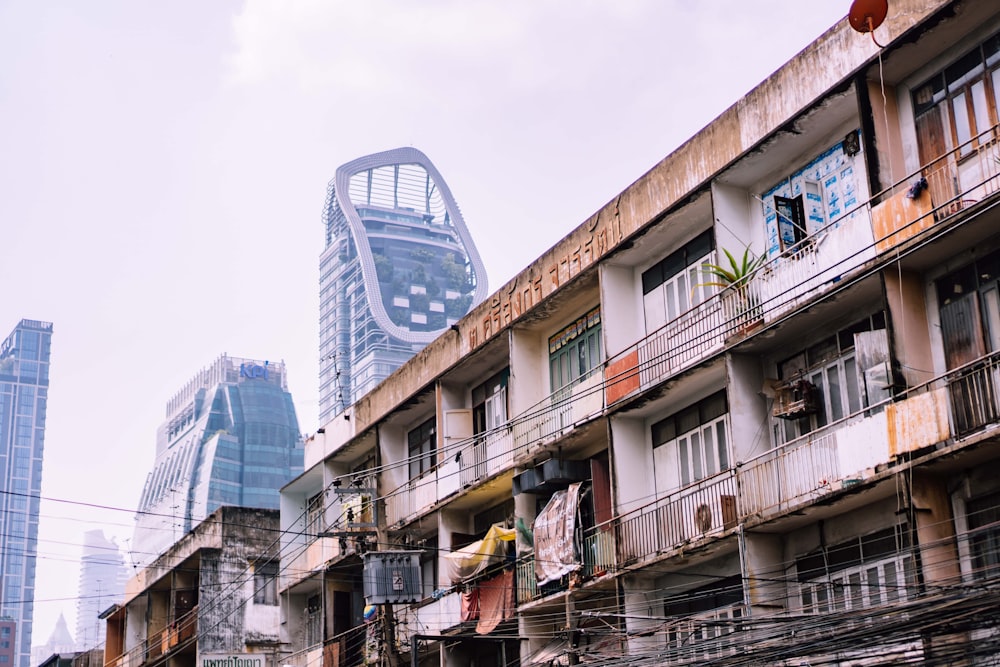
[694, 495, 737, 534]
[362, 551, 422, 605]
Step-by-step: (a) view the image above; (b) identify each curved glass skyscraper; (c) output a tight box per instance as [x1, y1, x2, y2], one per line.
[319, 147, 488, 423]
[132, 355, 303, 568]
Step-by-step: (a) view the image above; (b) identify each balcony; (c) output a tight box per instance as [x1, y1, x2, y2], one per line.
[322, 625, 368, 667]
[158, 606, 197, 656]
[393, 590, 463, 637]
[614, 470, 738, 568]
[282, 644, 323, 667]
[282, 536, 345, 589]
[384, 460, 457, 526]
[607, 125, 1000, 410]
[108, 641, 147, 667]
[385, 371, 605, 528]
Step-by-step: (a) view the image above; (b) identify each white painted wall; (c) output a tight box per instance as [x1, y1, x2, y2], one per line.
[726, 352, 770, 463]
[599, 262, 642, 357]
[509, 327, 546, 415]
[712, 182, 758, 255]
[610, 415, 655, 516]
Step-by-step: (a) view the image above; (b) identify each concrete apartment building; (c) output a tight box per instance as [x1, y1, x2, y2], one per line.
[276, 1, 1000, 665]
[102, 507, 282, 667]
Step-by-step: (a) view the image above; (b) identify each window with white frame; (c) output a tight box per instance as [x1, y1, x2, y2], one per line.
[652, 390, 730, 489]
[796, 526, 915, 614]
[641, 229, 716, 334]
[774, 313, 888, 444]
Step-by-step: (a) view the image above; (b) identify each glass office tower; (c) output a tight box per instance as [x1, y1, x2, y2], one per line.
[319, 147, 488, 424]
[132, 355, 303, 568]
[0, 319, 53, 667]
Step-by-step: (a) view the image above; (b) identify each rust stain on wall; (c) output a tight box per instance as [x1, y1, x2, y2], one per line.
[886, 387, 951, 457]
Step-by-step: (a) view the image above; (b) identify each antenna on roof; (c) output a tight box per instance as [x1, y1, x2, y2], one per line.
[848, 0, 888, 48]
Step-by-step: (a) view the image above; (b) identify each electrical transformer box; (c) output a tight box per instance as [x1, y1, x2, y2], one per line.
[362, 551, 423, 604]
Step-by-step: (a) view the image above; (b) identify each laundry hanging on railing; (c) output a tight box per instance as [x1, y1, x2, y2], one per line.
[534, 482, 583, 586]
[444, 524, 516, 584]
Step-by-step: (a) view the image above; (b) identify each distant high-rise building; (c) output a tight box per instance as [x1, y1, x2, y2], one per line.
[74, 530, 126, 650]
[0, 319, 53, 667]
[131, 355, 303, 568]
[318, 147, 488, 423]
[29, 612, 73, 667]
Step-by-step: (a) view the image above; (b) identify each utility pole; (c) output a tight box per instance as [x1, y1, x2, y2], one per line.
[375, 433, 400, 667]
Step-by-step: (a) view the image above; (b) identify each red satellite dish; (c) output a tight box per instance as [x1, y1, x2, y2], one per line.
[849, 0, 888, 33]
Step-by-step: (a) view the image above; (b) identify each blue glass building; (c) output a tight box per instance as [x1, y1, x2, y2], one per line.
[319, 147, 488, 423]
[132, 355, 303, 568]
[0, 319, 53, 667]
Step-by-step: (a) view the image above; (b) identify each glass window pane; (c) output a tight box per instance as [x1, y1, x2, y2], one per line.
[993, 69, 1000, 120]
[849, 572, 863, 609]
[828, 364, 843, 421]
[953, 91, 972, 149]
[845, 356, 861, 413]
[811, 371, 828, 428]
[971, 79, 991, 138]
[717, 421, 729, 470]
[703, 425, 717, 476]
[666, 285, 678, 321]
[677, 273, 689, 314]
[884, 561, 899, 602]
[679, 438, 691, 487]
[867, 567, 882, 606]
[690, 431, 703, 481]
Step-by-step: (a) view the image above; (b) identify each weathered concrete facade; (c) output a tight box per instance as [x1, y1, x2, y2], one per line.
[267, 1, 1000, 666]
[105, 508, 281, 667]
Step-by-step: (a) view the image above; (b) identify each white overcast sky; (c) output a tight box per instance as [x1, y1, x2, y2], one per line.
[0, 0, 849, 646]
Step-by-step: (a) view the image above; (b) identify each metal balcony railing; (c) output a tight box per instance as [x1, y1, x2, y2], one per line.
[607, 122, 1000, 409]
[384, 369, 605, 527]
[614, 470, 738, 567]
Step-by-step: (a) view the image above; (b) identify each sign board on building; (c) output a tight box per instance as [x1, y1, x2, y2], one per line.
[199, 654, 266, 667]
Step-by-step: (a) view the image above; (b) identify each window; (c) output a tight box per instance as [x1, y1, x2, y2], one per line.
[254, 561, 278, 605]
[774, 195, 807, 250]
[642, 230, 716, 333]
[761, 135, 863, 258]
[306, 492, 324, 538]
[966, 492, 1000, 581]
[306, 595, 322, 646]
[473, 368, 509, 435]
[408, 417, 437, 480]
[652, 390, 729, 488]
[420, 536, 439, 599]
[797, 526, 915, 614]
[913, 33, 1000, 161]
[774, 313, 887, 443]
[549, 307, 602, 395]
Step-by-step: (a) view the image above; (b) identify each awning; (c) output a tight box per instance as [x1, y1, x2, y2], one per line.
[443, 524, 515, 584]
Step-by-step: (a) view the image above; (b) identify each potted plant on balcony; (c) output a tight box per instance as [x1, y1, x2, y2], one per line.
[696, 246, 767, 341]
